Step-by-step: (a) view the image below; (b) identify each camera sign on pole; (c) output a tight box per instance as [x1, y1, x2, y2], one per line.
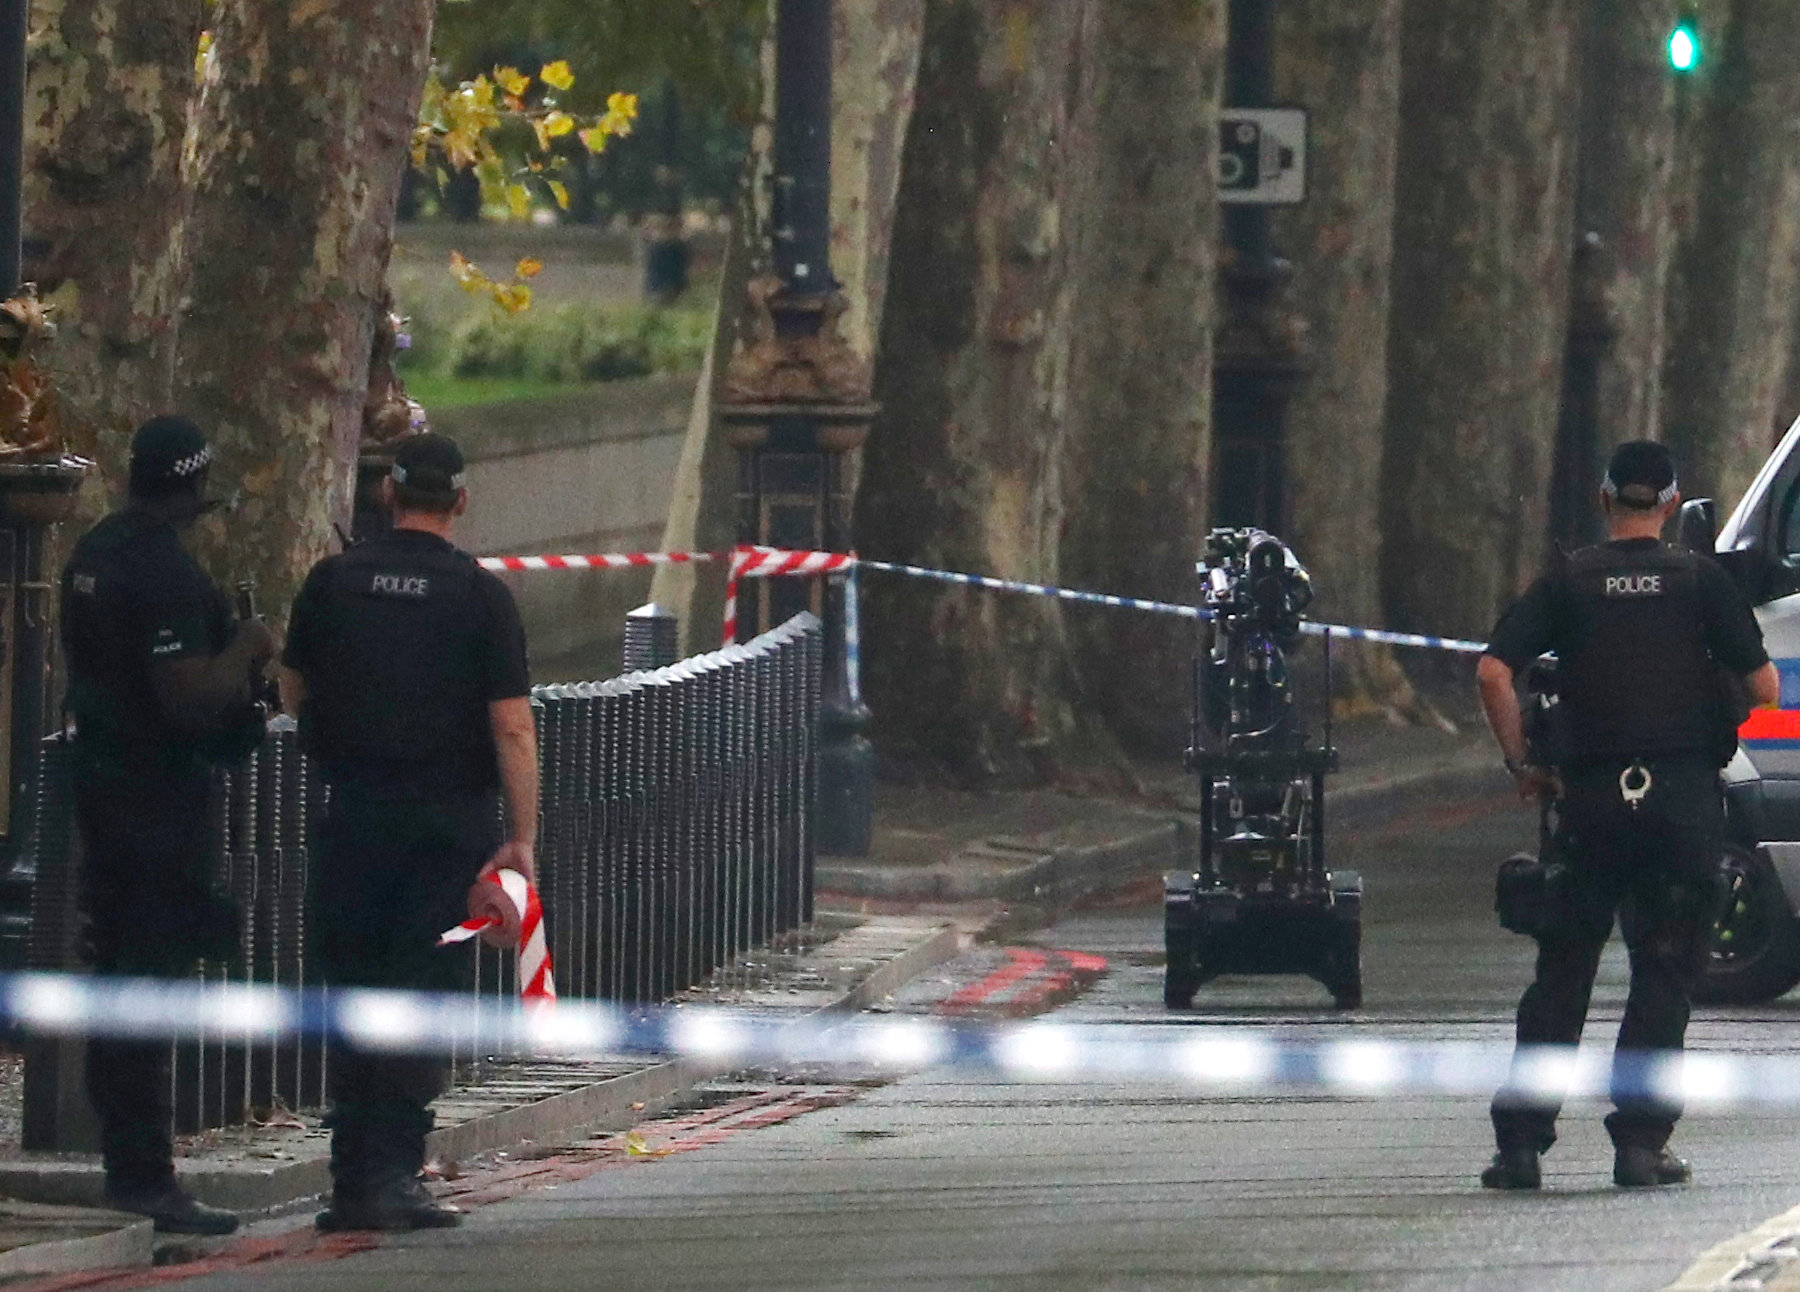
[1219, 108, 1307, 206]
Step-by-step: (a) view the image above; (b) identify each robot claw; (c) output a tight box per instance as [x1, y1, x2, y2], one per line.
[1162, 528, 1365, 1011]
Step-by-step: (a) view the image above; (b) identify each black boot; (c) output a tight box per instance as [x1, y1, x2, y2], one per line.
[1614, 1145, 1691, 1188]
[316, 1175, 461, 1232]
[104, 1180, 239, 1235]
[1480, 1145, 1542, 1191]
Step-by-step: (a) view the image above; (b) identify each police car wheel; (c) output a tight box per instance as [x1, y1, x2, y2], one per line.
[1321, 927, 1363, 1010]
[1695, 843, 1800, 1006]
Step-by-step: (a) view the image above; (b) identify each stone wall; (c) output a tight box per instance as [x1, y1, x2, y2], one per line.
[432, 373, 698, 681]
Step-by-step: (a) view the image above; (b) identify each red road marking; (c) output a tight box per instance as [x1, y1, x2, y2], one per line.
[938, 948, 1049, 1014]
[936, 948, 1109, 1018]
[7, 1088, 857, 1292]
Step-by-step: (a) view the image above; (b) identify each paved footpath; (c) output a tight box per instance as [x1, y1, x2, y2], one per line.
[24, 777, 1800, 1292]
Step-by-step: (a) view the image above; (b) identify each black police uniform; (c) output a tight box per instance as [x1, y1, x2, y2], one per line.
[1485, 539, 1768, 1154]
[60, 509, 247, 1193]
[282, 528, 529, 1204]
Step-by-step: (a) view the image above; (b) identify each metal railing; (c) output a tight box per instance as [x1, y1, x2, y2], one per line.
[21, 613, 820, 1144]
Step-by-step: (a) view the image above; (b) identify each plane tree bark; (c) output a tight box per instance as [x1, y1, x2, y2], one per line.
[1271, 0, 1415, 715]
[1060, 0, 1224, 756]
[1381, 0, 1583, 651]
[857, 0, 1110, 784]
[173, 0, 435, 613]
[23, 0, 202, 479]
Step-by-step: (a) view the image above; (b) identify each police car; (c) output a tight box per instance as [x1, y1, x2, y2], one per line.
[1693, 417, 1800, 1002]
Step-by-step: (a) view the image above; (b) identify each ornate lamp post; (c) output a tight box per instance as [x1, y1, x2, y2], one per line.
[719, 0, 876, 856]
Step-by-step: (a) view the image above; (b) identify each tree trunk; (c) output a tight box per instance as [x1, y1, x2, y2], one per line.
[1663, 0, 1800, 510]
[1575, 0, 1677, 456]
[23, 0, 202, 477]
[1060, 0, 1223, 755]
[857, 0, 1108, 784]
[173, 0, 434, 614]
[1271, 0, 1412, 715]
[1381, 0, 1582, 650]
[829, 0, 925, 366]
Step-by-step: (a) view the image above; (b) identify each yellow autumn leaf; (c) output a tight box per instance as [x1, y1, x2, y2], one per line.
[194, 30, 214, 80]
[474, 156, 507, 206]
[578, 128, 606, 155]
[540, 60, 575, 92]
[542, 111, 575, 140]
[623, 1131, 669, 1158]
[494, 65, 530, 99]
[607, 92, 639, 119]
[496, 283, 534, 315]
[505, 184, 532, 219]
[449, 252, 493, 297]
[548, 180, 570, 211]
[515, 258, 544, 279]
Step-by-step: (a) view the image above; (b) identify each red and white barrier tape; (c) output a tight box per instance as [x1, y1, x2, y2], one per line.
[473, 544, 1485, 655]
[722, 546, 857, 643]
[439, 868, 556, 1012]
[478, 551, 717, 573]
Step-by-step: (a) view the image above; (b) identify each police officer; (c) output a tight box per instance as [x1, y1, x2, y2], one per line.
[60, 416, 274, 1235]
[279, 432, 535, 1231]
[1477, 440, 1779, 1191]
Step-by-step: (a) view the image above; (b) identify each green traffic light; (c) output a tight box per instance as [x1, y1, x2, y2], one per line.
[1668, 21, 1700, 72]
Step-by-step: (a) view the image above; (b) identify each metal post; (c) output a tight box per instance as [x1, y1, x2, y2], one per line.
[644, 81, 690, 304]
[772, 0, 833, 300]
[623, 603, 681, 672]
[1223, 0, 1274, 274]
[0, 0, 23, 299]
[1213, 0, 1304, 534]
[720, 0, 877, 858]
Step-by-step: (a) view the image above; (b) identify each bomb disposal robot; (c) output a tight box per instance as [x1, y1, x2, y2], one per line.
[1163, 529, 1364, 1009]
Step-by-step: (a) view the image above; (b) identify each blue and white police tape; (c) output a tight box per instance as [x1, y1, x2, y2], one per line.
[855, 559, 1488, 655]
[845, 563, 864, 705]
[0, 971, 1788, 1110]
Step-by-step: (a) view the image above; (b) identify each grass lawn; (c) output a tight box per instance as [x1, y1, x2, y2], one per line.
[399, 372, 586, 409]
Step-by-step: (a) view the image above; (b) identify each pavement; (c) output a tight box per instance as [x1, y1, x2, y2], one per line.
[817, 711, 1493, 904]
[57, 762, 1800, 1291]
[0, 711, 1493, 1280]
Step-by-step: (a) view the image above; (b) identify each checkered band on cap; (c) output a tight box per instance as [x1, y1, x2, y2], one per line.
[1601, 473, 1678, 507]
[169, 447, 211, 478]
[391, 462, 465, 490]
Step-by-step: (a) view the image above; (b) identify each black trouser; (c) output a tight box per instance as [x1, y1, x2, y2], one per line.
[74, 749, 232, 1193]
[1492, 754, 1722, 1154]
[312, 785, 494, 1199]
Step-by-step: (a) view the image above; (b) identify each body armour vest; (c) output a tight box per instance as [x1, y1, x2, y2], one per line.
[1552, 543, 1720, 761]
[298, 535, 501, 797]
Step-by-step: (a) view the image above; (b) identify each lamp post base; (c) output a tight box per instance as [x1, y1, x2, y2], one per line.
[817, 703, 874, 857]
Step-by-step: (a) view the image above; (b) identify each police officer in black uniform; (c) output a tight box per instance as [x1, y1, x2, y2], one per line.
[60, 416, 275, 1235]
[1477, 440, 1779, 1191]
[279, 433, 535, 1232]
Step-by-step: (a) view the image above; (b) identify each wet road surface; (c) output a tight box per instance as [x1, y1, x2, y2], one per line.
[142, 783, 1800, 1291]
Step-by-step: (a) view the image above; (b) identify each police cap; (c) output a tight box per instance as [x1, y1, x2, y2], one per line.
[128, 416, 211, 499]
[389, 433, 466, 506]
[1602, 440, 1678, 510]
